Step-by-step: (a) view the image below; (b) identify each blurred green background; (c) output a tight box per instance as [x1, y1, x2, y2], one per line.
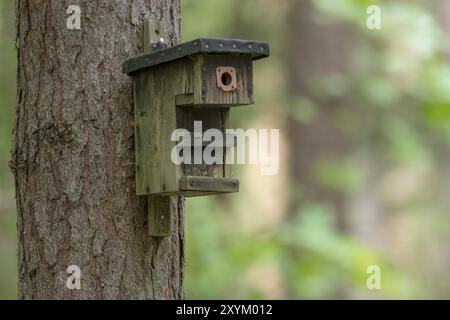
[2, 0, 450, 299]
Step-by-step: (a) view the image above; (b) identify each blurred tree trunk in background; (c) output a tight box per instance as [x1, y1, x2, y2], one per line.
[285, 0, 355, 232]
[284, 0, 386, 298]
[11, 0, 184, 299]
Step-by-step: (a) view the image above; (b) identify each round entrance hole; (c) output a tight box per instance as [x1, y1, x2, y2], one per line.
[220, 72, 233, 87]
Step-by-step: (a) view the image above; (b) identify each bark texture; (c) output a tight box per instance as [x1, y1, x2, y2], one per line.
[12, 0, 184, 299]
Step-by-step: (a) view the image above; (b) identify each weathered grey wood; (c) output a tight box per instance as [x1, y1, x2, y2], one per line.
[193, 54, 254, 106]
[142, 19, 177, 237]
[135, 59, 194, 195]
[179, 176, 239, 193]
[123, 38, 269, 75]
[223, 109, 233, 178]
[144, 20, 165, 54]
[134, 53, 253, 197]
[12, 0, 184, 299]
[148, 196, 171, 236]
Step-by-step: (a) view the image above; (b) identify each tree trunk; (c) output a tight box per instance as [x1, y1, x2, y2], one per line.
[285, 0, 356, 230]
[11, 0, 184, 299]
[284, 0, 357, 298]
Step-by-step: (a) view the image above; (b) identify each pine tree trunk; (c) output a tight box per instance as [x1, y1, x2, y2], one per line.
[11, 0, 184, 299]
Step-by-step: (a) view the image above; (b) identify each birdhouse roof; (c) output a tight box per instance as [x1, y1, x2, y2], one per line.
[123, 38, 270, 75]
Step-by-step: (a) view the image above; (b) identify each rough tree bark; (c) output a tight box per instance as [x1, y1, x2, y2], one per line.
[11, 0, 184, 299]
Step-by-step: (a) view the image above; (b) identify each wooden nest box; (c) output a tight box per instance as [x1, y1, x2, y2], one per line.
[123, 38, 270, 197]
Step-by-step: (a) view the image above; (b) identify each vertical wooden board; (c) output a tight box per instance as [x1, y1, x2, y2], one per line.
[153, 58, 195, 194]
[148, 76, 162, 194]
[193, 54, 254, 106]
[144, 19, 172, 238]
[135, 72, 158, 195]
[134, 80, 143, 194]
[144, 20, 165, 54]
[173, 60, 195, 188]
[222, 108, 233, 178]
[148, 196, 171, 236]
[136, 57, 195, 195]
[159, 65, 178, 193]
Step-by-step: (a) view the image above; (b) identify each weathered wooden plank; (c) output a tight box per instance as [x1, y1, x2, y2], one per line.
[143, 20, 176, 237]
[180, 176, 239, 193]
[148, 196, 171, 236]
[135, 59, 194, 195]
[135, 71, 159, 195]
[175, 93, 194, 106]
[222, 109, 233, 178]
[193, 54, 254, 106]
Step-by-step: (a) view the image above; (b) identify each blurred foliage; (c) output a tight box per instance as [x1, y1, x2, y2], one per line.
[1, 0, 450, 299]
[182, 0, 450, 299]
